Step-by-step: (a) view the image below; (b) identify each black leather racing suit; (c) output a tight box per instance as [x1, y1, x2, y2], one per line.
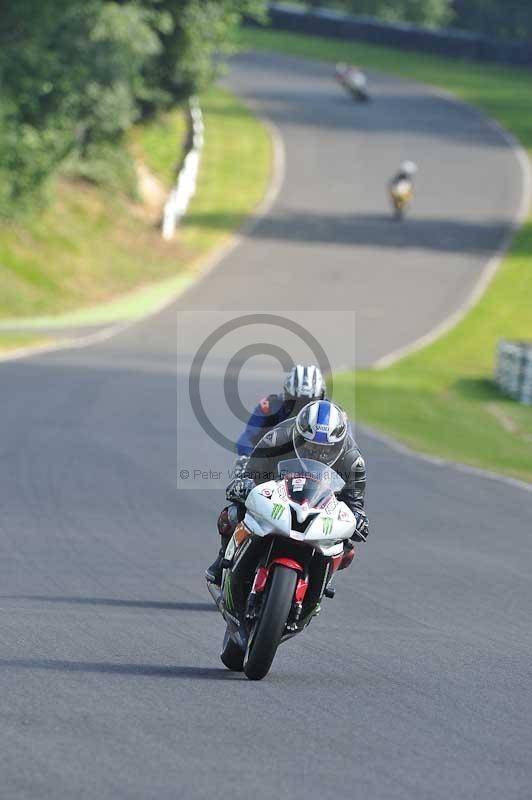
[245, 417, 367, 536]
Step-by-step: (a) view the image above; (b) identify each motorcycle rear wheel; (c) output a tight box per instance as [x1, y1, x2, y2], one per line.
[220, 626, 244, 671]
[244, 565, 297, 681]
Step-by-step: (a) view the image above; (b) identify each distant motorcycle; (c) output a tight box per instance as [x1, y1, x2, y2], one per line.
[390, 179, 413, 220]
[335, 63, 370, 102]
[207, 458, 358, 680]
[389, 161, 417, 220]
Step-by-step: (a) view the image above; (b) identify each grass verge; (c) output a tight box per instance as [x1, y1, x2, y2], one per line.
[0, 333, 54, 353]
[242, 27, 532, 483]
[0, 85, 271, 323]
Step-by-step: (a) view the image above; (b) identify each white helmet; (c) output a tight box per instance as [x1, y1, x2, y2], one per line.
[400, 160, 417, 176]
[293, 400, 348, 467]
[283, 365, 326, 402]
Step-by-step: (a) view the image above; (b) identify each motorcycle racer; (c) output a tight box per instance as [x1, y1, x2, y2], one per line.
[390, 160, 417, 188]
[389, 160, 417, 218]
[335, 63, 369, 101]
[236, 364, 327, 458]
[206, 400, 368, 585]
[388, 161, 417, 211]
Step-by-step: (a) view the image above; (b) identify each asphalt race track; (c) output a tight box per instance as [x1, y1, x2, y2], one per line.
[0, 52, 531, 799]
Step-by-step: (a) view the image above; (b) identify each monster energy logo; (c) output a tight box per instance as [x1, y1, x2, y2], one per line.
[322, 517, 333, 535]
[271, 503, 284, 521]
[224, 573, 234, 611]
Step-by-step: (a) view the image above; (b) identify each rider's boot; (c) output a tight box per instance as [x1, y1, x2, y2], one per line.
[205, 505, 239, 584]
[205, 537, 227, 585]
[324, 541, 356, 597]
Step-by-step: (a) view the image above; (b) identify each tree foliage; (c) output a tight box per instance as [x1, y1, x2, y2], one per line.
[451, 0, 532, 41]
[304, 0, 452, 28]
[348, 0, 452, 27]
[143, 1, 267, 105]
[303, 0, 532, 38]
[0, 0, 266, 216]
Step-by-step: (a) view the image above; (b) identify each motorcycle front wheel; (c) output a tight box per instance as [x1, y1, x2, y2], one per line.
[393, 202, 405, 220]
[243, 565, 297, 681]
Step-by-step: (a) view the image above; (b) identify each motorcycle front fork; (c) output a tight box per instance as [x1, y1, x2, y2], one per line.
[244, 564, 311, 633]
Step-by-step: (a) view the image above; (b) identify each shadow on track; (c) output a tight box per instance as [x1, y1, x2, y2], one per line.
[185, 209, 509, 255]
[0, 596, 216, 612]
[0, 658, 239, 680]
[244, 90, 506, 147]
[229, 53, 507, 148]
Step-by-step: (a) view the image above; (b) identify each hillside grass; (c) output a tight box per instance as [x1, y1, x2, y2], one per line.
[242, 27, 532, 482]
[0, 85, 271, 321]
[0, 333, 53, 352]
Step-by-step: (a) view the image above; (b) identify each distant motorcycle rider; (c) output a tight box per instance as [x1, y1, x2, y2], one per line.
[389, 160, 417, 219]
[390, 160, 417, 189]
[335, 62, 369, 101]
[206, 400, 368, 585]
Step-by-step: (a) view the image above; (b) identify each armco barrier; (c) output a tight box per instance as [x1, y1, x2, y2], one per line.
[495, 340, 532, 405]
[248, 3, 532, 67]
[162, 97, 203, 241]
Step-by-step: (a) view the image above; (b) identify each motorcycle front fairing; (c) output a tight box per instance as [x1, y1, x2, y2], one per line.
[243, 458, 357, 557]
[244, 479, 291, 538]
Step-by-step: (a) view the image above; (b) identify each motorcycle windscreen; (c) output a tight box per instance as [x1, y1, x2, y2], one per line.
[277, 458, 345, 509]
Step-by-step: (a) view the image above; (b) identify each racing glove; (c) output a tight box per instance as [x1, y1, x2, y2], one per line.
[232, 455, 250, 479]
[226, 477, 255, 504]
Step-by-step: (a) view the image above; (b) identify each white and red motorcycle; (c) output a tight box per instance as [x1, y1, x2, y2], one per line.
[335, 63, 370, 102]
[207, 458, 358, 680]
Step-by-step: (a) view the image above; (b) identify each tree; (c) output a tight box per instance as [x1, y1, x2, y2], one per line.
[451, 0, 532, 40]
[141, 0, 267, 106]
[0, 0, 267, 215]
[302, 0, 453, 28]
[0, 1, 161, 209]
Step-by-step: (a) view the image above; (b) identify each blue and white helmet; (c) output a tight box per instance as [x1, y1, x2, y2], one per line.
[293, 400, 348, 467]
